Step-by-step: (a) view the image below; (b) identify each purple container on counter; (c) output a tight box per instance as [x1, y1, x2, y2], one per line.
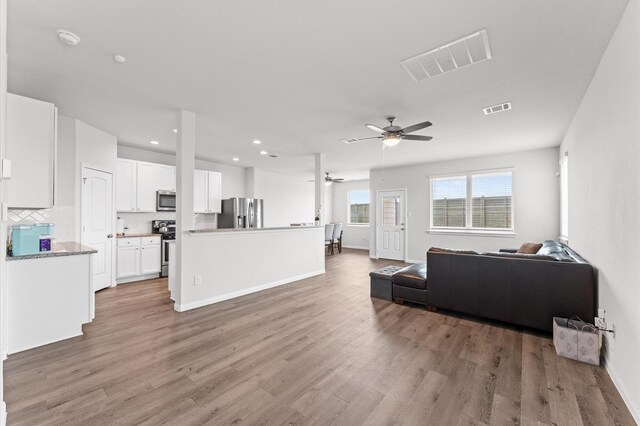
[39, 235, 52, 252]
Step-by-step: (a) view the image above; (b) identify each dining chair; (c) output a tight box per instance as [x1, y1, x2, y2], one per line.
[324, 224, 335, 255]
[331, 223, 343, 254]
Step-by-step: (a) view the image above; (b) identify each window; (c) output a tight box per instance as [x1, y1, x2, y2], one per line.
[430, 170, 513, 233]
[348, 190, 370, 225]
[560, 153, 569, 241]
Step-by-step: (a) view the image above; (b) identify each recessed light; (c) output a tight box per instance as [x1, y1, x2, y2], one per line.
[232, 157, 239, 162]
[113, 55, 126, 63]
[260, 150, 268, 155]
[252, 140, 262, 145]
[150, 140, 159, 145]
[56, 29, 81, 46]
[173, 129, 178, 133]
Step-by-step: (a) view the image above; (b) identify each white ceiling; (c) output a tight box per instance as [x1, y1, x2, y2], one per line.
[7, 0, 628, 179]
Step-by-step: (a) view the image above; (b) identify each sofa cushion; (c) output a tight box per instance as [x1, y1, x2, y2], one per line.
[391, 263, 427, 290]
[516, 242, 542, 254]
[537, 240, 565, 255]
[482, 252, 559, 261]
[429, 247, 479, 255]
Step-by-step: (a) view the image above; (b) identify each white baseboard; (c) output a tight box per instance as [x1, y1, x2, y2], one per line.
[342, 245, 369, 250]
[405, 258, 424, 264]
[1, 401, 6, 426]
[116, 273, 160, 285]
[1, 351, 6, 361]
[175, 269, 325, 312]
[604, 357, 640, 424]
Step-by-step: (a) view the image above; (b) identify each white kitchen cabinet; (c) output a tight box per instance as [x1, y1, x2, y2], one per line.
[136, 162, 157, 212]
[116, 236, 161, 283]
[156, 164, 176, 191]
[194, 169, 208, 213]
[116, 245, 140, 278]
[6, 93, 57, 208]
[193, 169, 222, 213]
[116, 159, 177, 212]
[207, 171, 222, 213]
[116, 159, 137, 212]
[140, 244, 161, 275]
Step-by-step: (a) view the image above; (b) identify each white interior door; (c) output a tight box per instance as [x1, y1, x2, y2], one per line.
[377, 190, 406, 260]
[82, 167, 114, 291]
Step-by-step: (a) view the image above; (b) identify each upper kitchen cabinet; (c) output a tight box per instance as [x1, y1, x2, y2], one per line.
[6, 93, 57, 208]
[116, 159, 137, 212]
[116, 159, 176, 212]
[194, 169, 222, 214]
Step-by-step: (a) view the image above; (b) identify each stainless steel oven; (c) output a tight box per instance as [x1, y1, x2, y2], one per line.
[156, 190, 176, 211]
[152, 220, 176, 277]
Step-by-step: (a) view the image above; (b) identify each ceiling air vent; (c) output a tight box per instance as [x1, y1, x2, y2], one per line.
[483, 102, 512, 115]
[401, 29, 492, 82]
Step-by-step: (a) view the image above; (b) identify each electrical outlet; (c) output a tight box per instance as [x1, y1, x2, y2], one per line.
[194, 275, 202, 286]
[595, 317, 606, 330]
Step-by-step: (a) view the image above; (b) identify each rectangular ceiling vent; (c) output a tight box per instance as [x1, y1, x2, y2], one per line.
[483, 102, 512, 115]
[401, 29, 492, 82]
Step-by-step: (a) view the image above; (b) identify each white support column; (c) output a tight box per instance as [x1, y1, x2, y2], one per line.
[174, 110, 196, 311]
[0, 0, 8, 423]
[314, 153, 326, 224]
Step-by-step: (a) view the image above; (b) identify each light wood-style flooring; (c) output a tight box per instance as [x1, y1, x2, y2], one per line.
[4, 249, 636, 425]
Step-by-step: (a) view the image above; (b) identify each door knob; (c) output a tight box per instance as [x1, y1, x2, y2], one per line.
[107, 234, 113, 238]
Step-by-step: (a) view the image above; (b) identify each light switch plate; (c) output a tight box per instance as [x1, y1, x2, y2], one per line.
[1, 157, 11, 179]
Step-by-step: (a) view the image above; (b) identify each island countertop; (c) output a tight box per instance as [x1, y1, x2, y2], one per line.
[7, 242, 97, 261]
[189, 225, 321, 234]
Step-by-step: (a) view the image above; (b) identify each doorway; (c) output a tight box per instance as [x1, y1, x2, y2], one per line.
[376, 189, 406, 261]
[81, 166, 114, 291]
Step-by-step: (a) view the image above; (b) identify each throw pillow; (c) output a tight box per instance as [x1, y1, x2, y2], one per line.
[516, 242, 543, 254]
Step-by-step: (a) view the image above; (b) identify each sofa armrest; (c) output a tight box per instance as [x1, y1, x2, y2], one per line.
[499, 248, 518, 253]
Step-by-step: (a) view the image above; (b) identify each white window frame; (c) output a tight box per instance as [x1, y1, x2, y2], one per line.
[347, 189, 370, 226]
[559, 152, 569, 243]
[429, 168, 515, 236]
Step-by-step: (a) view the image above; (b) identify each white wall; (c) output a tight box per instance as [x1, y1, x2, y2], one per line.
[332, 179, 370, 249]
[177, 228, 325, 311]
[0, 0, 8, 422]
[559, 0, 640, 420]
[251, 168, 317, 227]
[369, 147, 559, 262]
[117, 145, 246, 199]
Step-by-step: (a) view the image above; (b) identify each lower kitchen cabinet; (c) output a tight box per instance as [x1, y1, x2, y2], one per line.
[116, 236, 161, 283]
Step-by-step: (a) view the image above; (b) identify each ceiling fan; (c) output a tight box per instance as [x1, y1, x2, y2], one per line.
[309, 172, 344, 185]
[342, 116, 433, 147]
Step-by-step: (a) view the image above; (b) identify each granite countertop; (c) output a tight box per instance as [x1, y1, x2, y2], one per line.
[189, 225, 321, 234]
[7, 242, 98, 261]
[116, 233, 158, 238]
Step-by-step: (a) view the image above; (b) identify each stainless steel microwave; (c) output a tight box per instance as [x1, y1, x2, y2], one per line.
[156, 190, 176, 211]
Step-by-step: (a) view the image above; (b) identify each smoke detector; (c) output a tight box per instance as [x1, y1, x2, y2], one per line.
[56, 29, 81, 46]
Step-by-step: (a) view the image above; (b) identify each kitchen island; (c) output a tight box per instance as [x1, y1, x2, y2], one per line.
[171, 226, 324, 311]
[7, 242, 96, 354]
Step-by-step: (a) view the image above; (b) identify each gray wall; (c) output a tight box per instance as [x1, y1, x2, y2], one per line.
[369, 146, 559, 262]
[559, 0, 640, 419]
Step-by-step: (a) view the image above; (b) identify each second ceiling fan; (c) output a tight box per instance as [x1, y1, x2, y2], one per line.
[343, 116, 433, 147]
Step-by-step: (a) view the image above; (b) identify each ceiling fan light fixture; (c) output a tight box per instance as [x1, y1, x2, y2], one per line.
[382, 136, 401, 147]
[325, 180, 332, 186]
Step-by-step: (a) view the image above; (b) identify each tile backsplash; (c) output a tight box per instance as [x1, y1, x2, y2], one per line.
[119, 212, 218, 234]
[7, 206, 76, 242]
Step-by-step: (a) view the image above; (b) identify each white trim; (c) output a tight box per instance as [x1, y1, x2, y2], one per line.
[405, 258, 424, 264]
[1, 351, 5, 361]
[174, 269, 325, 312]
[342, 245, 368, 250]
[1, 401, 5, 426]
[116, 273, 160, 285]
[604, 357, 640, 424]
[428, 229, 516, 238]
[189, 227, 320, 236]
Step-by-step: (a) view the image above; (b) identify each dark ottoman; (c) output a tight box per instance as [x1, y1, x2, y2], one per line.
[369, 265, 404, 301]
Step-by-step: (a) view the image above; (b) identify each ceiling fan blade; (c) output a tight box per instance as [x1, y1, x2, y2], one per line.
[333, 178, 345, 181]
[402, 134, 433, 141]
[365, 124, 386, 134]
[342, 136, 382, 144]
[401, 121, 432, 134]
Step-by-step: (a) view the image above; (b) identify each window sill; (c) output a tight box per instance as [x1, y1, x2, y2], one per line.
[347, 224, 370, 228]
[428, 228, 516, 238]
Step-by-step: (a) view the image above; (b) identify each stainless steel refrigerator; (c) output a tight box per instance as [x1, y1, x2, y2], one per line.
[218, 198, 264, 229]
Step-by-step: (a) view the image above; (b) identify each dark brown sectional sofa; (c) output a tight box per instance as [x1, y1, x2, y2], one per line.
[391, 240, 596, 332]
